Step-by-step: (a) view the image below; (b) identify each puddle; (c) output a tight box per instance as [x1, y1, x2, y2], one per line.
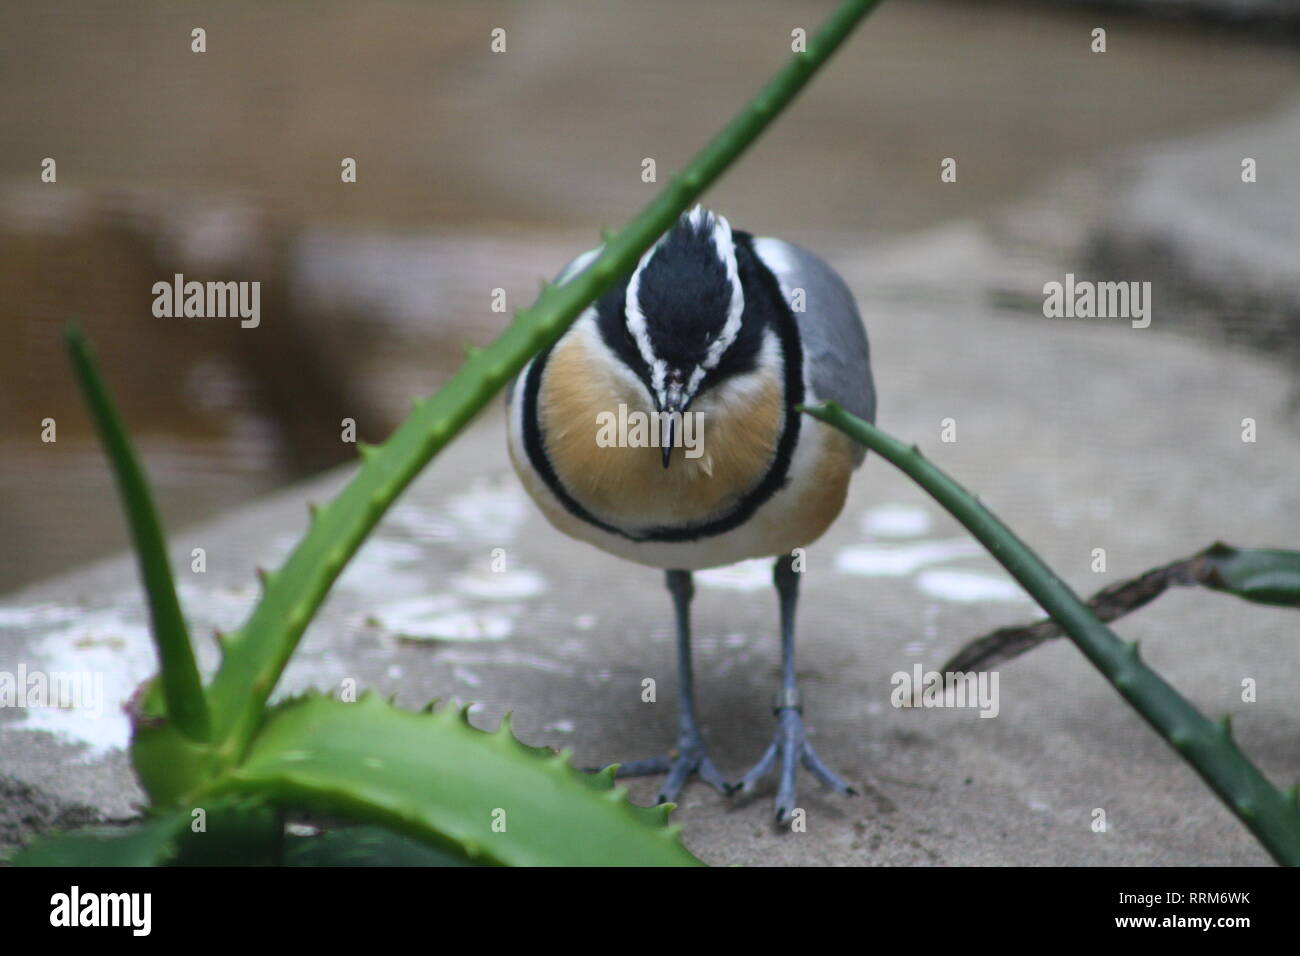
[834, 539, 984, 577]
[386, 478, 530, 546]
[696, 558, 773, 592]
[914, 568, 1030, 604]
[859, 504, 931, 539]
[450, 568, 547, 601]
[371, 594, 516, 643]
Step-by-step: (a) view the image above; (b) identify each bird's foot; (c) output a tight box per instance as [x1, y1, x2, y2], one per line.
[736, 698, 856, 826]
[607, 734, 732, 805]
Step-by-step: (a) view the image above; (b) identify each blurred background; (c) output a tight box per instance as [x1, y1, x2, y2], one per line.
[2, 0, 1298, 594]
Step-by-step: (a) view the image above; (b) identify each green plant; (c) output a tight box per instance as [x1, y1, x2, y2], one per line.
[14, 0, 885, 867]
[803, 401, 1300, 866]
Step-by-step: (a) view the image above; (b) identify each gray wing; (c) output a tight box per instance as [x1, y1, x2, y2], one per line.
[504, 246, 604, 406]
[752, 237, 876, 464]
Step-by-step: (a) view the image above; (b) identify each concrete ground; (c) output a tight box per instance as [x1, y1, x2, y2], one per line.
[4, 187, 1298, 863]
[3, 3, 1299, 861]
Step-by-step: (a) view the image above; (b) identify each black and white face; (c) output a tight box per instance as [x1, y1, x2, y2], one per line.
[604, 207, 748, 414]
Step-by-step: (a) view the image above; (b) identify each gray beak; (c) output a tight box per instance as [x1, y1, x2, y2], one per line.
[658, 371, 690, 470]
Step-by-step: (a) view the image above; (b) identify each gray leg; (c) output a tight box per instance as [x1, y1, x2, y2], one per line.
[610, 569, 731, 803]
[737, 553, 856, 824]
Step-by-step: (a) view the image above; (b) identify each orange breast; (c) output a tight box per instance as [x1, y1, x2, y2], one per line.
[538, 330, 785, 530]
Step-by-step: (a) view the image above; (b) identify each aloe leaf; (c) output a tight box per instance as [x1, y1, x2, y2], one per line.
[64, 324, 209, 742]
[203, 0, 885, 765]
[204, 693, 703, 867]
[804, 401, 1300, 866]
[169, 800, 283, 866]
[12, 811, 191, 867]
[15, 798, 281, 867]
[1201, 543, 1300, 607]
[284, 825, 483, 867]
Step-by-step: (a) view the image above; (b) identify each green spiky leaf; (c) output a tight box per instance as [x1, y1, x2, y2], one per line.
[169, 800, 283, 866]
[284, 825, 483, 867]
[64, 325, 209, 742]
[12, 811, 192, 867]
[13, 798, 281, 867]
[204, 693, 702, 867]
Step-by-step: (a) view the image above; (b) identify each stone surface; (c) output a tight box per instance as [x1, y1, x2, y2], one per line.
[3, 219, 1297, 865]
[1084, 99, 1300, 362]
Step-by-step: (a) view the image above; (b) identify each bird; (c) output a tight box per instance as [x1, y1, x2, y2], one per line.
[505, 205, 875, 824]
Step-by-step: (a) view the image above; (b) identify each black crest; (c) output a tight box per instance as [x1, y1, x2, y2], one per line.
[631, 215, 735, 366]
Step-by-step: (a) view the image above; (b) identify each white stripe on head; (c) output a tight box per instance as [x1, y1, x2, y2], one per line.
[624, 233, 668, 395]
[624, 206, 746, 401]
[701, 210, 744, 372]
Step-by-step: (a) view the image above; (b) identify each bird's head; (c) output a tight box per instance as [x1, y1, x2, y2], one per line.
[623, 206, 744, 415]
[598, 207, 761, 465]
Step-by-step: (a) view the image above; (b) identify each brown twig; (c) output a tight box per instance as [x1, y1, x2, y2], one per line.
[942, 549, 1211, 672]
